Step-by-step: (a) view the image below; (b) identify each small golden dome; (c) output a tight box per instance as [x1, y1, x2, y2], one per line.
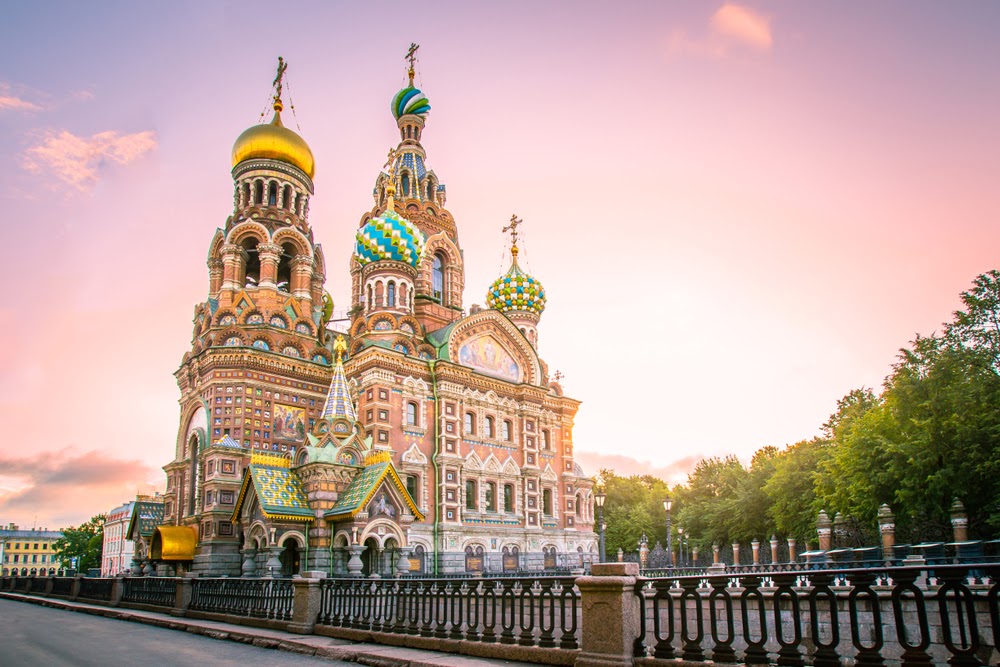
[231, 103, 315, 179]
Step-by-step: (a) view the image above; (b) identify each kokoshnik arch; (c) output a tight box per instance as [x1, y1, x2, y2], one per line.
[156, 50, 597, 577]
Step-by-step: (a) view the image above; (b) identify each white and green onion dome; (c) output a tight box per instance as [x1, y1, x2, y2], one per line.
[391, 86, 431, 119]
[487, 251, 546, 315]
[355, 208, 426, 268]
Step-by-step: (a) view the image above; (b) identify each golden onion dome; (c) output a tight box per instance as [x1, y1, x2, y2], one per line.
[231, 101, 315, 179]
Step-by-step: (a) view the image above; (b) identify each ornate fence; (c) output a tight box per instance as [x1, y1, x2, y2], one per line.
[77, 577, 113, 601]
[317, 576, 580, 649]
[633, 563, 1000, 665]
[189, 577, 293, 621]
[122, 577, 177, 607]
[51, 577, 73, 596]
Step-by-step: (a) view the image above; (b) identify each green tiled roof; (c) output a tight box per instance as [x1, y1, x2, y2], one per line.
[127, 501, 164, 539]
[249, 465, 312, 519]
[326, 461, 390, 517]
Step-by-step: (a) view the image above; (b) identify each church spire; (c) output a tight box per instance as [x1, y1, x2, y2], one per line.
[321, 335, 357, 422]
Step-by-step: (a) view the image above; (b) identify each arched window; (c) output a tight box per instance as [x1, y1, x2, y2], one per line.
[283, 185, 293, 210]
[542, 430, 551, 451]
[401, 172, 410, 196]
[242, 182, 250, 207]
[242, 237, 260, 287]
[427, 182, 435, 200]
[254, 181, 264, 205]
[406, 401, 418, 426]
[486, 482, 497, 512]
[501, 420, 512, 442]
[276, 243, 295, 292]
[543, 489, 553, 516]
[268, 182, 278, 206]
[504, 484, 514, 513]
[432, 254, 445, 301]
[406, 475, 419, 501]
[484, 417, 494, 439]
[576, 493, 583, 518]
[465, 480, 477, 511]
[464, 413, 475, 435]
[387, 281, 396, 307]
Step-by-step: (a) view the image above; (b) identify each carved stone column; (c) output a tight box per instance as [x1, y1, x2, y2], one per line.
[751, 538, 760, 565]
[769, 535, 779, 564]
[787, 537, 797, 563]
[950, 498, 968, 542]
[816, 510, 832, 551]
[291, 256, 313, 302]
[207, 258, 224, 295]
[257, 243, 283, 289]
[221, 244, 245, 292]
[263, 545, 283, 578]
[240, 548, 258, 577]
[395, 547, 412, 578]
[712, 542, 720, 565]
[346, 545, 365, 577]
[877, 503, 896, 558]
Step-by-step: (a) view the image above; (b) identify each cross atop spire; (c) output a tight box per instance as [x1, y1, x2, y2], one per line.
[503, 214, 523, 258]
[405, 43, 420, 86]
[272, 56, 288, 111]
[384, 147, 399, 177]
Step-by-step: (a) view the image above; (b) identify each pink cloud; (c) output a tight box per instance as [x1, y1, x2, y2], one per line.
[666, 2, 773, 59]
[22, 129, 158, 191]
[0, 83, 42, 111]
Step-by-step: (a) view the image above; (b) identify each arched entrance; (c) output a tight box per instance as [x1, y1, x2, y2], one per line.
[280, 539, 301, 577]
[361, 537, 380, 577]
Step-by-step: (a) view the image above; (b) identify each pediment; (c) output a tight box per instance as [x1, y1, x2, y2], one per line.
[445, 310, 541, 386]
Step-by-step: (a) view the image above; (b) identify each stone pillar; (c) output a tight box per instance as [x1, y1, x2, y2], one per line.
[691, 547, 699, 565]
[576, 562, 641, 667]
[877, 504, 896, 557]
[638, 540, 649, 569]
[264, 546, 283, 578]
[616, 548, 623, 563]
[110, 576, 125, 607]
[816, 511, 832, 551]
[69, 575, 83, 601]
[950, 499, 968, 542]
[291, 256, 313, 301]
[395, 547, 413, 577]
[787, 538, 797, 563]
[832, 512, 846, 549]
[241, 548, 258, 577]
[346, 545, 365, 577]
[288, 575, 324, 634]
[732, 543, 740, 565]
[770, 535, 779, 564]
[221, 244, 244, 291]
[712, 543, 720, 565]
[257, 243, 283, 289]
[751, 539, 760, 565]
[207, 258, 224, 295]
[171, 574, 196, 617]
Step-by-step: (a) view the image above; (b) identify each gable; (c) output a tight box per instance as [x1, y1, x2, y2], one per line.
[443, 310, 541, 386]
[232, 464, 312, 523]
[325, 459, 424, 522]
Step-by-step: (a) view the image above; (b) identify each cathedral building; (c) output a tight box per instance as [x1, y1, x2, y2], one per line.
[156, 52, 596, 577]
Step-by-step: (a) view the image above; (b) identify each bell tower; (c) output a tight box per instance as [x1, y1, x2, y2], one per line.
[162, 58, 336, 576]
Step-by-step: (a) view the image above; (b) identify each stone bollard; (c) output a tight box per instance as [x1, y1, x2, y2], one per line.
[751, 539, 760, 565]
[691, 547, 699, 565]
[950, 498, 968, 542]
[576, 562, 641, 667]
[816, 511, 832, 551]
[288, 573, 325, 634]
[770, 535, 779, 564]
[617, 548, 623, 563]
[832, 512, 846, 549]
[110, 575, 125, 607]
[732, 543, 740, 565]
[172, 573, 197, 617]
[712, 543, 720, 565]
[878, 504, 896, 559]
[70, 575, 83, 601]
[44, 576, 54, 597]
[787, 537, 797, 563]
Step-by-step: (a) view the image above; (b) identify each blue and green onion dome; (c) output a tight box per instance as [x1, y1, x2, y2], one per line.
[355, 209, 426, 268]
[487, 259, 546, 315]
[391, 87, 431, 120]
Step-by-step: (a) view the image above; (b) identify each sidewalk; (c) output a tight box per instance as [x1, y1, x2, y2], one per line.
[0, 591, 540, 667]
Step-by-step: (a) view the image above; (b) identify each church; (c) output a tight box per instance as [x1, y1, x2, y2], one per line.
[154, 51, 597, 577]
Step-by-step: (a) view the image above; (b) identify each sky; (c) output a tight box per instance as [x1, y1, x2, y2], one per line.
[1, 1, 998, 529]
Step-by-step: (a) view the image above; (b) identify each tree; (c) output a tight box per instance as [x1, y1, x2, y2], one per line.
[54, 514, 106, 572]
[598, 470, 670, 557]
[764, 438, 830, 543]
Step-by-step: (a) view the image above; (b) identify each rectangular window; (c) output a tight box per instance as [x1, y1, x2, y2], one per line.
[465, 480, 477, 511]
[504, 484, 514, 513]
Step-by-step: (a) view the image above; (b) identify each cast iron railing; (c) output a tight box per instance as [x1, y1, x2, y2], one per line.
[78, 577, 113, 601]
[317, 576, 580, 649]
[634, 563, 1000, 665]
[122, 576, 177, 607]
[29, 577, 47, 593]
[51, 577, 73, 596]
[189, 577, 293, 621]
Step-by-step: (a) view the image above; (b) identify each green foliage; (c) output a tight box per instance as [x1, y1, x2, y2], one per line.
[53, 514, 106, 572]
[595, 270, 1000, 546]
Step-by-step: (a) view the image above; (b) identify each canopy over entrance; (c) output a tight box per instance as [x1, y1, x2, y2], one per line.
[150, 525, 198, 561]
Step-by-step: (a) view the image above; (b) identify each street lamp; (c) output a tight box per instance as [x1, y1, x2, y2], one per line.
[595, 491, 607, 563]
[663, 497, 673, 568]
[677, 527, 685, 567]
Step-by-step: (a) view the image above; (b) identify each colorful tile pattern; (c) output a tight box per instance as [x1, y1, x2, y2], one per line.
[127, 501, 165, 540]
[250, 465, 312, 518]
[487, 258, 546, 315]
[321, 355, 356, 422]
[391, 87, 430, 119]
[355, 209, 426, 268]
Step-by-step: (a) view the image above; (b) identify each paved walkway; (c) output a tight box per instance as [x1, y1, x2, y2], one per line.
[0, 592, 540, 667]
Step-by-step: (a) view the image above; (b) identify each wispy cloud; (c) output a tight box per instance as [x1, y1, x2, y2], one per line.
[23, 129, 158, 191]
[576, 451, 705, 486]
[0, 83, 43, 111]
[666, 2, 773, 60]
[0, 449, 159, 528]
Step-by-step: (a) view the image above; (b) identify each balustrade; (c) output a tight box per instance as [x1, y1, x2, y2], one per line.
[122, 577, 178, 607]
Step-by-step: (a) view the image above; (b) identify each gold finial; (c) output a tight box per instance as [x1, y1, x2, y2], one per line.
[334, 334, 348, 363]
[272, 56, 288, 112]
[405, 43, 420, 87]
[383, 147, 399, 212]
[503, 214, 523, 258]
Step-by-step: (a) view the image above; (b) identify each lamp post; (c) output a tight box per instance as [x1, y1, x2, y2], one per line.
[595, 491, 607, 563]
[677, 527, 685, 567]
[663, 497, 673, 568]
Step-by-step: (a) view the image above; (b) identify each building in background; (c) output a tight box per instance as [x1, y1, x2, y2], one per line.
[1, 524, 64, 576]
[156, 51, 596, 577]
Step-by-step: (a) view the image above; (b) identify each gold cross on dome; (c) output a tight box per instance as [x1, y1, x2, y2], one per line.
[554, 370, 564, 383]
[272, 56, 288, 101]
[502, 214, 522, 247]
[406, 43, 420, 69]
[384, 147, 398, 176]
